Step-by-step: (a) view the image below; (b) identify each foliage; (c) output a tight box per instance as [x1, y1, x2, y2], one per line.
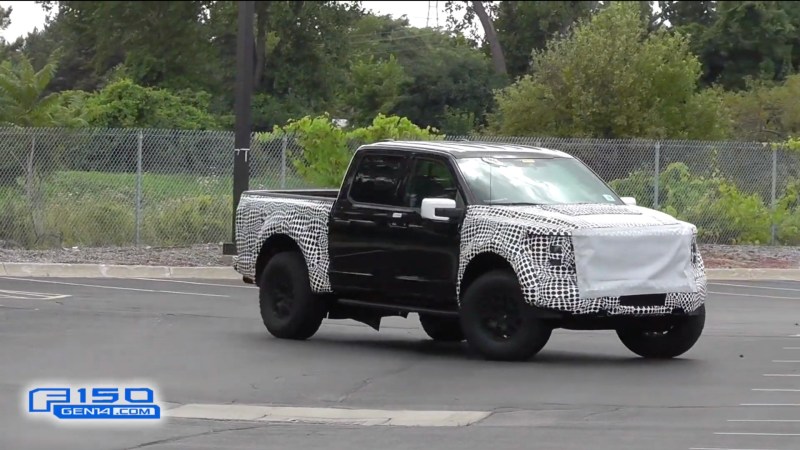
[611, 162, 773, 244]
[80, 78, 221, 130]
[490, 2, 731, 140]
[724, 74, 800, 142]
[340, 55, 410, 128]
[259, 114, 441, 188]
[148, 195, 231, 247]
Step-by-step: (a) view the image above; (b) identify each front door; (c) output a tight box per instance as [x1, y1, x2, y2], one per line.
[387, 155, 464, 307]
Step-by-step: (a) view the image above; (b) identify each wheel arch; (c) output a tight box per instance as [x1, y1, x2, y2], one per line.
[255, 233, 305, 286]
[459, 251, 517, 300]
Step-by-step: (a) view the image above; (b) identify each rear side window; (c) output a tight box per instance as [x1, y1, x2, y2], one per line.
[348, 154, 406, 206]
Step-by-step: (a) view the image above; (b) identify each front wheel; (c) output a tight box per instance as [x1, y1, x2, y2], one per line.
[616, 305, 706, 359]
[459, 269, 552, 361]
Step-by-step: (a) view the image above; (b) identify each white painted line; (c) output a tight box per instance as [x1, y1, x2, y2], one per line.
[0, 277, 229, 298]
[783, 347, 800, 350]
[712, 282, 800, 293]
[773, 360, 800, 363]
[133, 278, 256, 289]
[691, 447, 785, 450]
[729, 419, 800, 422]
[164, 404, 491, 427]
[741, 403, 800, 406]
[763, 374, 800, 377]
[791, 334, 800, 337]
[708, 291, 800, 300]
[714, 432, 800, 436]
[753, 388, 800, 392]
[0, 289, 71, 300]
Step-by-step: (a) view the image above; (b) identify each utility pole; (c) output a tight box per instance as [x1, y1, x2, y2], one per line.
[224, 0, 255, 256]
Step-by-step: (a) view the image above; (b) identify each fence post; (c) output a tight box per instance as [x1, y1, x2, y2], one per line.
[281, 134, 287, 189]
[771, 145, 777, 245]
[654, 141, 660, 209]
[135, 130, 143, 247]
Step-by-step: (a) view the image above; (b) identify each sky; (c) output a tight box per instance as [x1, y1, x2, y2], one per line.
[0, 1, 459, 41]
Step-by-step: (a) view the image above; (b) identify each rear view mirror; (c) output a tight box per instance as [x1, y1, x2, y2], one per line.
[621, 197, 637, 206]
[421, 198, 461, 221]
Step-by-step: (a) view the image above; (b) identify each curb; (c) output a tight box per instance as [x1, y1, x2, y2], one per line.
[2, 263, 800, 282]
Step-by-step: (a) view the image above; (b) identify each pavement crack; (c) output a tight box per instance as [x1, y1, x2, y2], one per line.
[581, 406, 623, 420]
[336, 364, 414, 403]
[121, 424, 267, 449]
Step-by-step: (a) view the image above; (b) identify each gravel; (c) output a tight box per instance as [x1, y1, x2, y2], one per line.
[1, 242, 799, 269]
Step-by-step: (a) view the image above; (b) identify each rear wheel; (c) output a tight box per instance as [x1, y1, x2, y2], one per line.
[419, 314, 464, 342]
[258, 251, 328, 340]
[616, 305, 706, 359]
[459, 269, 552, 361]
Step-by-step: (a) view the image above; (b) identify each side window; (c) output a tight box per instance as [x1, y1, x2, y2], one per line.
[404, 158, 459, 208]
[348, 154, 406, 206]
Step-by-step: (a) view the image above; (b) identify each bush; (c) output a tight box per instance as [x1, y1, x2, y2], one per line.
[258, 113, 441, 188]
[46, 197, 136, 247]
[146, 195, 230, 246]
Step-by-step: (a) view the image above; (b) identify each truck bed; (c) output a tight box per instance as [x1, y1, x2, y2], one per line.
[242, 188, 339, 202]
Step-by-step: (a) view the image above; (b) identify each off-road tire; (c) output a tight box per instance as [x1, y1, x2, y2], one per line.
[459, 269, 552, 361]
[419, 314, 464, 342]
[616, 305, 706, 359]
[258, 251, 328, 340]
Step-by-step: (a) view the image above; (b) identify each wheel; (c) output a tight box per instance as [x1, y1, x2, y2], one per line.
[419, 314, 464, 342]
[616, 305, 706, 359]
[459, 269, 552, 361]
[258, 251, 328, 340]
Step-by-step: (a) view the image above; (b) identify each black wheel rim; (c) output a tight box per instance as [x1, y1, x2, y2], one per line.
[479, 291, 523, 340]
[267, 271, 293, 319]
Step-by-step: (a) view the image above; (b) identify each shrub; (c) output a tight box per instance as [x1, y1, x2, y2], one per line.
[147, 195, 230, 246]
[258, 113, 441, 188]
[46, 198, 136, 247]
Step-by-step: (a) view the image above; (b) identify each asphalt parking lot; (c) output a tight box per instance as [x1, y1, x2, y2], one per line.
[1, 276, 799, 450]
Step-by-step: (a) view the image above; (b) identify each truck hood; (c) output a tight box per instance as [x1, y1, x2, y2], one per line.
[469, 203, 693, 234]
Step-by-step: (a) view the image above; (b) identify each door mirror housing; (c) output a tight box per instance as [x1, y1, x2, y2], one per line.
[421, 198, 461, 221]
[621, 196, 637, 206]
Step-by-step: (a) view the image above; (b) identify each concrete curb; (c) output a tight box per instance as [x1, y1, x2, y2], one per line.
[1, 262, 800, 282]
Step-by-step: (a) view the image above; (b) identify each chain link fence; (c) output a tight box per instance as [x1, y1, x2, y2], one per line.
[0, 127, 797, 250]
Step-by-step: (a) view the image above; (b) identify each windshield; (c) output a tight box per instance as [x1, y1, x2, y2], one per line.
[456, 157, 622, 206]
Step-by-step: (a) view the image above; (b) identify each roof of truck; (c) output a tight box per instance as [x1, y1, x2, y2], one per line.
[357, 140, 573, 159]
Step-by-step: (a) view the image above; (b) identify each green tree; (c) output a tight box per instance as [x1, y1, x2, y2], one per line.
[724, 74, 800, 141]
[0, 51, 86, 244]
[494, 1, 600, 79]
[489, 1, 731, 139]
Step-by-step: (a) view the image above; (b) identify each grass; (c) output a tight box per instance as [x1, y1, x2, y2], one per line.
[0, 170, 310, 249]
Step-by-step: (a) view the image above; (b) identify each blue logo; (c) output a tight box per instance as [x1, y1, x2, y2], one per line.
[26, 383, 162, 423]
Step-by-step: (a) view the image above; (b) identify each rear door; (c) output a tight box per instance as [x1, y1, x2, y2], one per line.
[328, 150, 412, 299]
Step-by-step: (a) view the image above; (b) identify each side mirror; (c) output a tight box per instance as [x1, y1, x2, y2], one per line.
[621, 196, 637, 206]
[421, 198, 461, 221]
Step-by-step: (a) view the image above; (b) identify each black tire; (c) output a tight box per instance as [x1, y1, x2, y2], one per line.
[258, 251, 328, 340]
[419, 314, 464, 342]
[459, 269, 552, 361]
[616, 305, 706, 359]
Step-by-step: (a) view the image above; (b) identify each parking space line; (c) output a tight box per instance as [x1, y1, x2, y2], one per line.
[763, 374, 800, 377]
[690, 448, 781, 450]
[711, 283, 800, 293]
[134, 278, 256, 289]
[714, 432, 800, 436]
[708, 291, 800, 300]
[729, 419, 800, 423]
[783, 347, 800, 350]
[740, 403, 800, 406]
[0, 277, 229, 298]
[752, 388, 800, 392]
[772, 360, 800, 363]
[0, 289, 71, 300]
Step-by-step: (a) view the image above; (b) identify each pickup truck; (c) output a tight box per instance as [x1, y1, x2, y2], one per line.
[234, 140, 706, 361]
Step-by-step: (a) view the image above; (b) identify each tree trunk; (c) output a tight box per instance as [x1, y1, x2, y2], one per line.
[471, 1, 507, 76]
[25, 134, 45, 243]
